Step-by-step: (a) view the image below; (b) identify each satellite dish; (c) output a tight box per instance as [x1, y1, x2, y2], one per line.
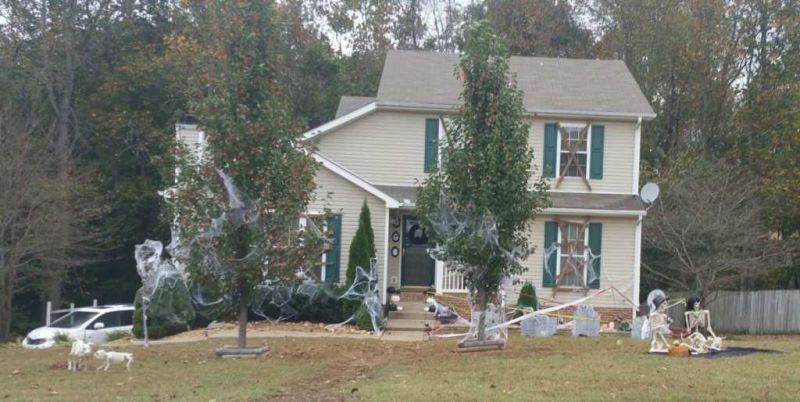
[640, 182, 660, 204]
[646, 289, 667, 313]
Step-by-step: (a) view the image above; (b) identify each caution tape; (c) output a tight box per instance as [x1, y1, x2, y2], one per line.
[428, 286, 640, 339]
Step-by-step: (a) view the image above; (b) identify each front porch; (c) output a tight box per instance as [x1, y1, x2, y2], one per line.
[384, 208, 468, 295]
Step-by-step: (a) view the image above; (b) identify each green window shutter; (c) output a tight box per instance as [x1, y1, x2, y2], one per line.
[543, 123, 558, 178]
[589, 125, 604, 179]
[543, 221, 558, 288]
[325, 214, 342, 283]
[588, 222, 602, 289]
[424, 118, 439, 173]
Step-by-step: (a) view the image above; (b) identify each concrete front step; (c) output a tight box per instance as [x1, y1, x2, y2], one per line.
[388, 310, 432, 320]
[385, 318, 436, 332]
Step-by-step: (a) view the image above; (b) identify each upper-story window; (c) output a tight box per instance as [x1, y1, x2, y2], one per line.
[543, 122, 604, 189]
[559, 125, 588, 177]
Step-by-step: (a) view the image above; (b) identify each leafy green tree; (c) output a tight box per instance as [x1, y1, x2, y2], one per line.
[169, 1, 319, 349]
[416, 21, 549, 341]
[343, 200, 375, 317]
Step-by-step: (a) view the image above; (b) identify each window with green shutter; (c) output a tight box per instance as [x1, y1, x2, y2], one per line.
[424, 118, 439, 173]
[543, 123, 558, 178]
[324, 214, 342, 283]
[588, 222, 602, 289]
[543, 221, 558, 288]
[589, 125, 604, 179]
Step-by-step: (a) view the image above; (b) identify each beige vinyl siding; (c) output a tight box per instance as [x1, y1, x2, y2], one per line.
[176, 126, 204, 160]
[528, 119, 636, 194]
[315, 112, 636, 193]
[511, 217, 636, 310]
[315, 111, 432, 186]
[308, 166, 387, 286]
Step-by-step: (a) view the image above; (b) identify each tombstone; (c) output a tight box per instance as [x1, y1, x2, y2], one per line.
[630, 316, 648, 340]
[521, 315, 557, 337]
[572, 304, 600, 337]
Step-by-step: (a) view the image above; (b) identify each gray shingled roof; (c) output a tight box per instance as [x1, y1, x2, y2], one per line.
[335, 96, 375, 118]
[549, 193, 646, 212]
[374, 184, 646, 212]
[376, 50, 655, 118]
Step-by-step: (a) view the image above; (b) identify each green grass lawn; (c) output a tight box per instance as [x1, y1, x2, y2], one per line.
[1, 333, 797, 401]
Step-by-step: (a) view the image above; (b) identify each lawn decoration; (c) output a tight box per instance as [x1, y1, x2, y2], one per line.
[521, 314, 557, 337]
[93, 350, 134, 371]
[630, 316, 648, 340]
[572, 304, 600, 337]
[683, 295, 723, 354]
[134, 240, 195, 346]
[647, 291, 672, 353]
[67, 340, 93, 372]
[425, 297, 464, 325]
[333, 259, 385, 333]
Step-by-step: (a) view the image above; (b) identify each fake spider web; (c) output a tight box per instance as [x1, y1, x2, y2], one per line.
[136, 170, 384, 343]
[134, 240, 195, 345]
[424, 192, 530, 343]
[541, 242, 602, 294]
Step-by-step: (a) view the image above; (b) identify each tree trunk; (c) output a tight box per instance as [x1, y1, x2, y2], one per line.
[476, 287, 488, 341]
[237, 298, 248, 349]
[0, 266, 13, 339]
[0, 250, 14, 339]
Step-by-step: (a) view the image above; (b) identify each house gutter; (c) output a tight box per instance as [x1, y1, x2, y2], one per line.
[376, 100, 656, 121]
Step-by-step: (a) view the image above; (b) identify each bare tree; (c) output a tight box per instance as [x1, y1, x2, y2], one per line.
[0, 108, 105, 339]
[642, 157, 796, 302]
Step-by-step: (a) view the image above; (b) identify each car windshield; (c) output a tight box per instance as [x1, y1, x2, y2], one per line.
[49, 311, 98, 329]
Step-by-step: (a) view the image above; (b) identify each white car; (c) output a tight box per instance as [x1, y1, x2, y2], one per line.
[22, 305, 134, 349]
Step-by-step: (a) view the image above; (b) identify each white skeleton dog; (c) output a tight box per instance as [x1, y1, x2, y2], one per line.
[67, 340, 93, 372]
[94, 349, 134, 371]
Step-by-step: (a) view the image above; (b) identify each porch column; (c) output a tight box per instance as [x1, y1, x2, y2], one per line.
[435, 260, 444, 293]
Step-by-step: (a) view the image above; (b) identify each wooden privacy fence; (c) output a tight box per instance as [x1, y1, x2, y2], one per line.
[666, 290, 800, 334]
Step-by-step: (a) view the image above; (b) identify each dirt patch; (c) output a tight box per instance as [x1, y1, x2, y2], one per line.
[162, 321, 371, 342]
[267, 340, 428, 402]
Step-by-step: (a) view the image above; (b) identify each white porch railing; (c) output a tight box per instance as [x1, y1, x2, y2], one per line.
[435, 261, 468, 293]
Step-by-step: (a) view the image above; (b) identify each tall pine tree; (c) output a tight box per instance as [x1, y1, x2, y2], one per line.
[343, 200, 375, 317]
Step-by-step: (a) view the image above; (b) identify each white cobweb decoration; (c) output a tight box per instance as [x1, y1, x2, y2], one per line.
[542, 241, 602, 293]
[137, 169, 384, 338]
[424, 192, 529, 344]
[134, 239, 195, 346]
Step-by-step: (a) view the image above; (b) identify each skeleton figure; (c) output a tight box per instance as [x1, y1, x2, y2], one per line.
[683, 295, 723, 353]
[67, 340, 93, 372]
[648, 294, 672, 353]
[94, 350, 134, 371]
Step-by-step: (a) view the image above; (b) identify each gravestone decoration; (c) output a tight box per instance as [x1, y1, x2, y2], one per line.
[630, 316, 649, 340]
[521, 314, 557, 337]
[572, 304, 600, 337]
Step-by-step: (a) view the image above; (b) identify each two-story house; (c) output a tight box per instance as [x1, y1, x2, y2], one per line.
[302, 50, 655, 320]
